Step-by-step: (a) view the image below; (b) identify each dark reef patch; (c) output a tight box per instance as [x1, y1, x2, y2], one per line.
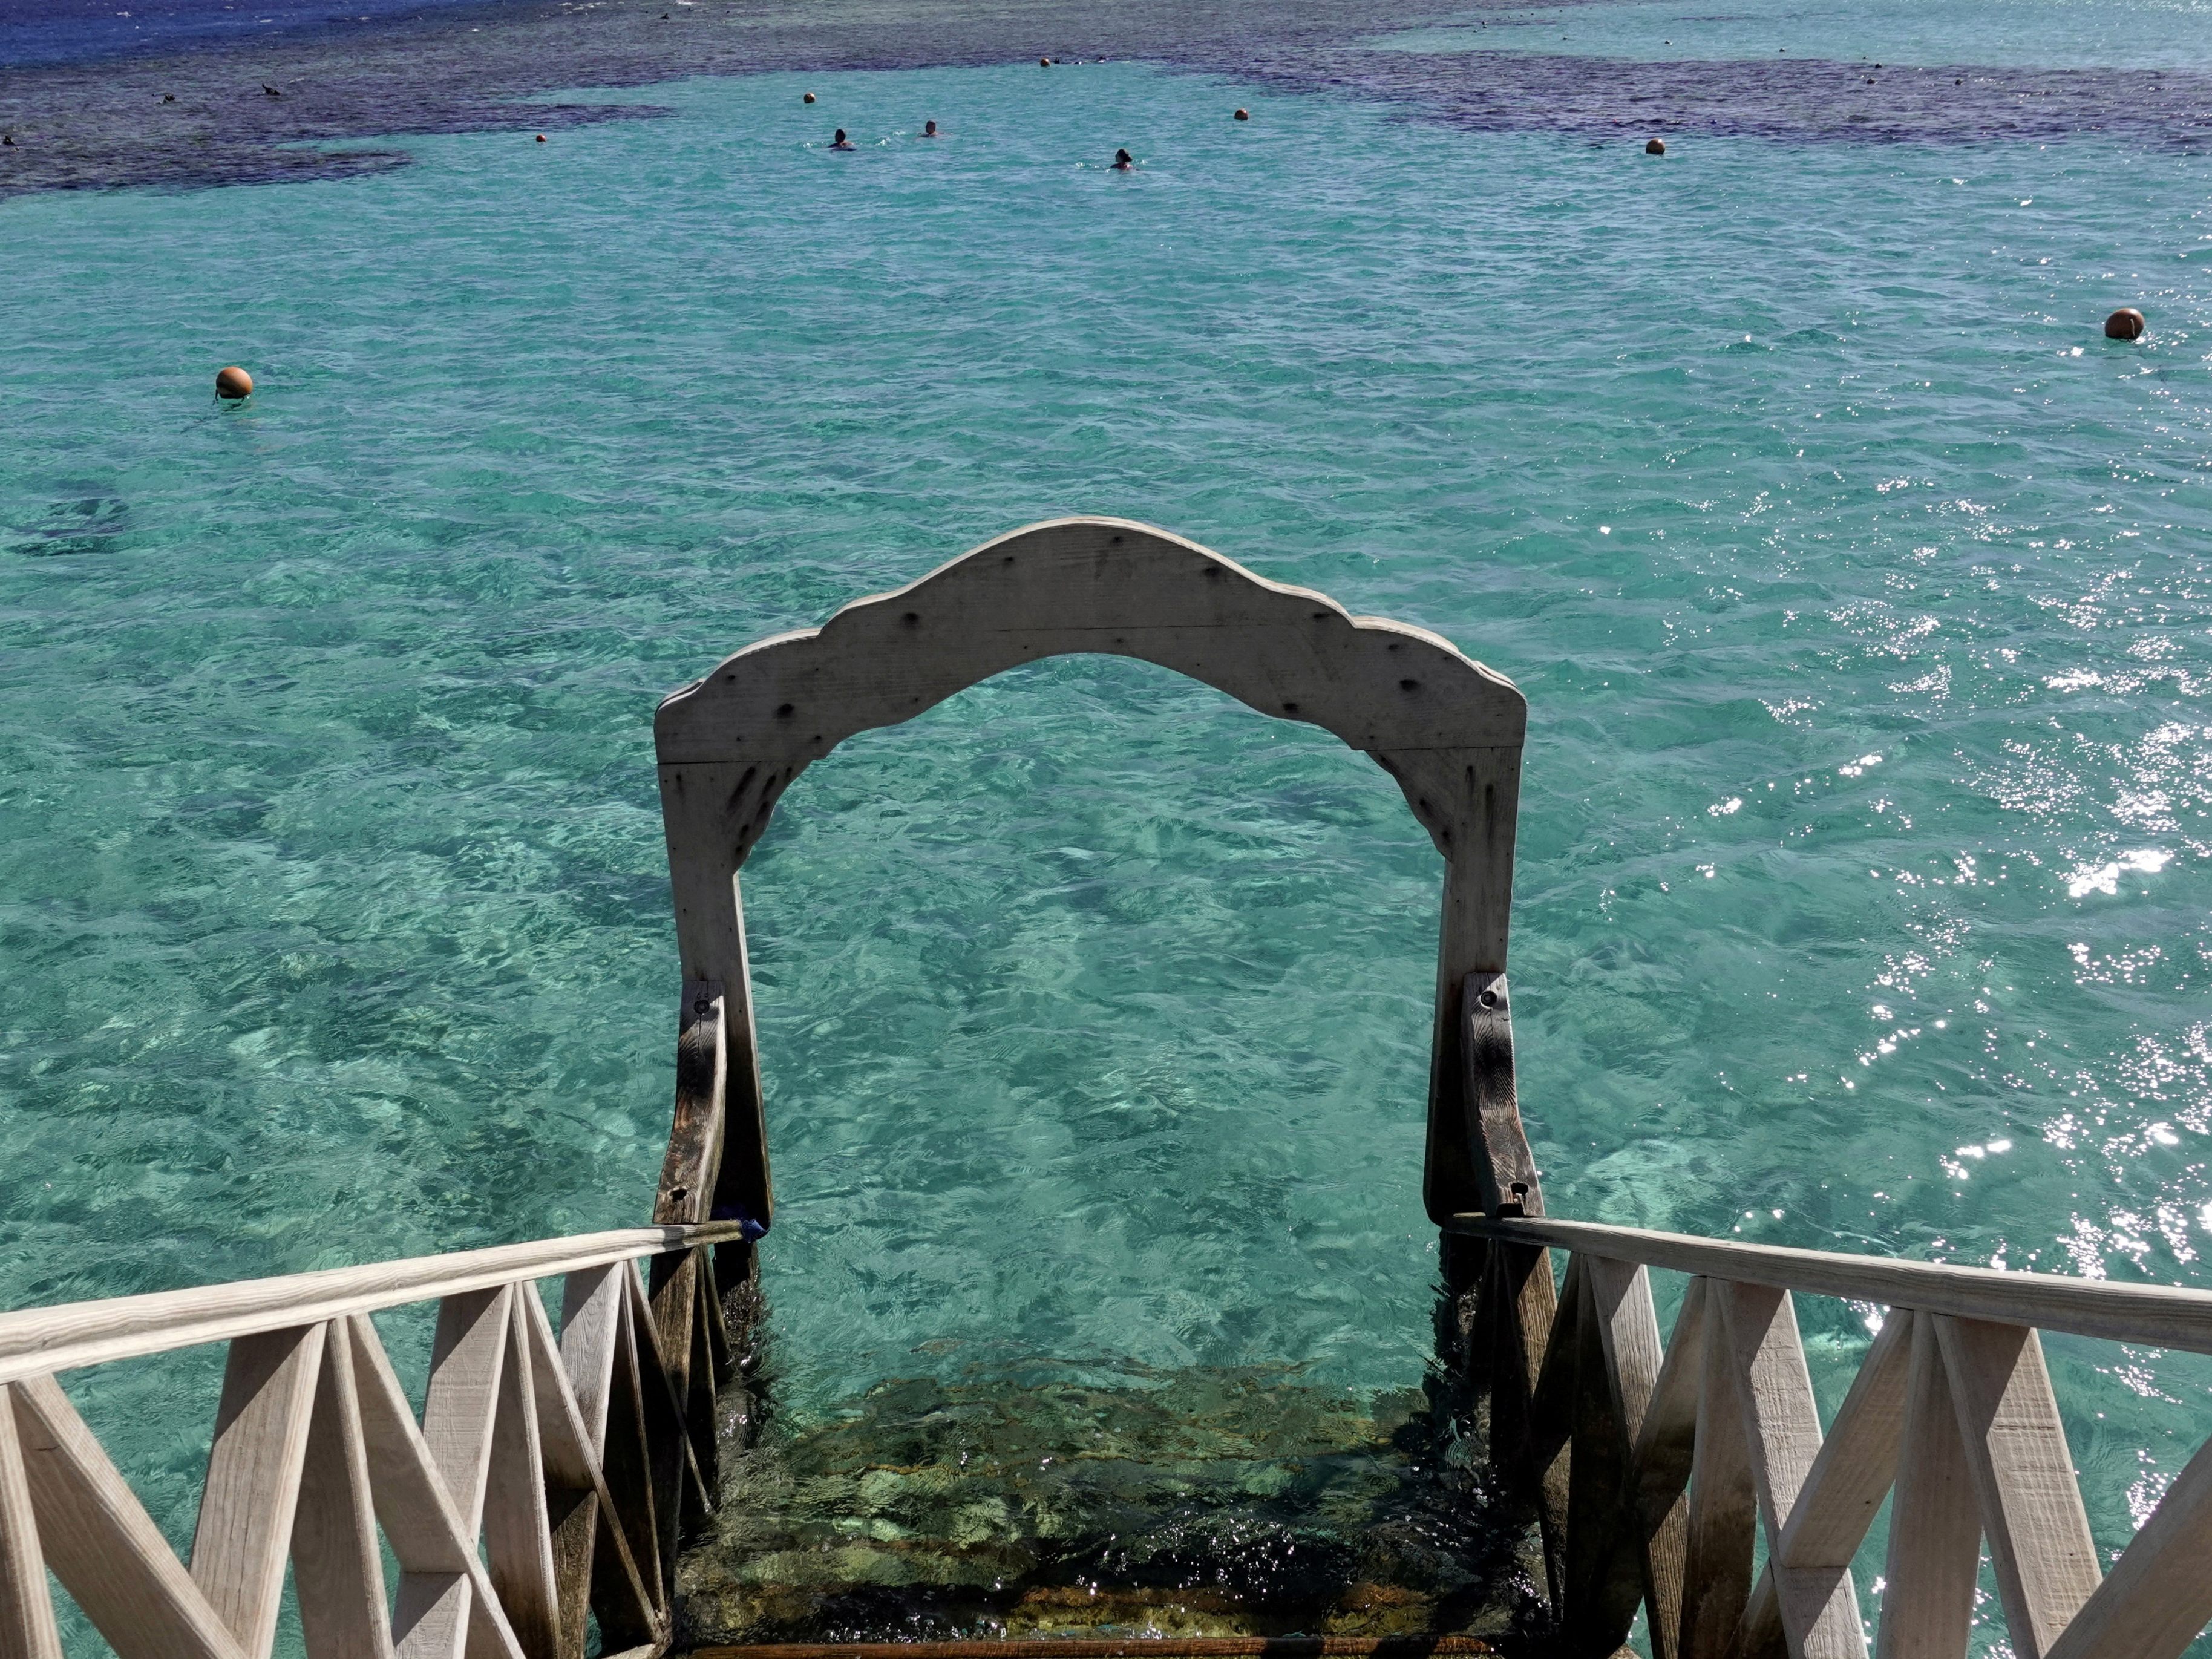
[2, 0, 2209, 200]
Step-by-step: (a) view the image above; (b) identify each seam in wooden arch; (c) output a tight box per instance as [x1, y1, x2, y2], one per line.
[653, 517, 1531, 1231]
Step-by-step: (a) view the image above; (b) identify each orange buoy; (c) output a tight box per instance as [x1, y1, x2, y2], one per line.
[2104, 307, 2147, 341]
[1040, 56, 1052, 66]
[803, 91, 816, 103]
[535, 133, 546, 142]
[1646, 137, 1666, 154]
[215, 366, 254, 401]
[1234, 108, 1249, 120]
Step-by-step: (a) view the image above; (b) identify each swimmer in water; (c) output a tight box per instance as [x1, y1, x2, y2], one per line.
[922, 120, 939, 137]
[1111, 148, 1134, 170]
[830, 129, 855, 150]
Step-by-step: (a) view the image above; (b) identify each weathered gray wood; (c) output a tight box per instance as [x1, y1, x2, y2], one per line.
[518, 1288, 659, 1655]
[624, 1265, 710, 1556]
[0, 1222, 743, 1386]
[344, 1315, 528, 1659]
[190, 1323, 326, 1657]
[1451, 1216, 2212, 1354]
[486, 1295, 561, 1659]
[1680, 1286, 1755, 1659]
[1589, 1257, 1687, 1659]
[1565, 1265, 1644, 1657]
[396, 1286, 511, 1659]
[559, 1265, 625, 1456]
[1933, 1316, 2099, 1659]
[1458, 972, 1540, 1220]
[1773, 1311, 1913, 1571]
[600, 1277, 666, 1618]
[654, 982, 726, 1231]
[2043, 1416, 2212, 1659]
[9, 1373, 244, 1659]
[1483, 1239, 1569, 1609]
[1630, 1278, 1709, 1659]
[0, 1384, 63, 1659]
[291, 1318, 394, 1659]
[656, 519, 1529, 1223]
[1717, 1281, 1866, 1659]
[1876, 1316, 1978, 1659]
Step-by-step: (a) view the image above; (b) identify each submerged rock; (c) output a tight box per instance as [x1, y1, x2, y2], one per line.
[675, 1362, 1548, 1648]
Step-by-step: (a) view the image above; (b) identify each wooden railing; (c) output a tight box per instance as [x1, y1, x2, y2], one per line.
[0, 1220, 747, 1659]
[1442, 1211, 2212, 1659]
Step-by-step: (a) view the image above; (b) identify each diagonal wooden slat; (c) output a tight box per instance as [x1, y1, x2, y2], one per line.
[1589, 1257, 1686, 1659]
[1773, 1311, 1914, 1572]
[1563, 1266, 1640, 1658]
[485, 1292, 561, 1659]
[519, 1286, 659, 1655]
[1680, 1284, 1755, 1659]
[2041, 1416, 2212, 1659]
[1629, 1277, 1709, 1659]
[1875, 1315, 1978, 1659]
[1575, 1256, 1672, 1659]
[10, 1372, 246, 1659]
[344, 1314, 528, 1659]
[191, 1323, 327, 1658]
[1932, 1316, 2099, 1659]
[0, 1382, 64, 1659]
[1717, 1281, 1867, 1659]
[603, 1272, 666, 1618]
[292, 1318, 394, 1659]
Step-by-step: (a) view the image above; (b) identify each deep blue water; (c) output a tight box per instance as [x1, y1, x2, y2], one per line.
[0, 0, 495, 67]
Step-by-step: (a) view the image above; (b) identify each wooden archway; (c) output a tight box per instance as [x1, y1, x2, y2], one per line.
[653, 517, 1534, 1237]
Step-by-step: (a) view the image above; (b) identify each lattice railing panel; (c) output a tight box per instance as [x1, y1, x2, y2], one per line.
[1454, 1223, 2212, 1659]
[0, 1222, 740, 1659]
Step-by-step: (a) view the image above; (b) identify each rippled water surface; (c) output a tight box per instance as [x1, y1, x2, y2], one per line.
[4, 4, 2212, 1649]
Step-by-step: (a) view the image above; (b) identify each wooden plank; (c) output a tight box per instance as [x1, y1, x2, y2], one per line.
[1485, 1241, 1569, 1608]
[0, 1223, 744, 1386]
[1629, 1278, 1709, 1659]
[652, 519, 1530, 1224]
[1932, 1316, 2099, 1659]
[191, 1323, 327, 1657]
[625, 1265, 710, 1554]
[393, 1286, 511, 1659]
[1717, 1281, 1866, 1659]
[8, 1373, 245, 1659]
[485, 1295, 561, 1659]
[1590, 1257, 1687, 1659]
[0, 1383, 64, 1659]
[1565, 1265, 1643, 1657]
[2042, 1419, 2212, 1659]
[517, 1291, 658, 1655]
[600, 1275, 666, 1619]
[292, 1318, 394, 1659]
[343, 1315, 529, 1659]
[559, 1265, 626, 1456]
[1455, 970, 1542, 1221]
[1773, 1312, 1913, 1571]
[1680, 1287, 1756, 1659]
[1450, 1217, 2212, 1355]
[1875, 1316, 1978, 1659]
[690, 1642, 1508, 1659]
[1528, 1251, 1589, 1474]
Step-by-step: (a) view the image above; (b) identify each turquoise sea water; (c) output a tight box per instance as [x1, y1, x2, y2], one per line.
[4, 13, 2212, 1648]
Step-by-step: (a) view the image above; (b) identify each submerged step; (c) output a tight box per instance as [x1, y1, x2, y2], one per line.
[675, 1364, 1546, 1649]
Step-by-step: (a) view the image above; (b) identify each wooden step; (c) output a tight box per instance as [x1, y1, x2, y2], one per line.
[692, 1639, 1499, 1658]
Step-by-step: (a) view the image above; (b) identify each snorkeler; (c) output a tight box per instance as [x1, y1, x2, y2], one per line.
[830, 129, 856, 150]
[922, 120, 939, 137]
[1111, 148, 1133, 170]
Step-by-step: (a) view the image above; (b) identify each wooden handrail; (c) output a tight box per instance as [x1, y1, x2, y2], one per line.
[0, 1222, 747, 1384]
[1449, 1213, 2212, 1352]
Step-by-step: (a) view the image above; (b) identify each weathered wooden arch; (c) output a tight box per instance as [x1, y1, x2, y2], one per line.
[654, 516, 1532, 1233]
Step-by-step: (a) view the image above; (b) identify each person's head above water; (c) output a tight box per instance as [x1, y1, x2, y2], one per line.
[923, 120, 938, 136]
[1112, 148, 1133, 169]
[831, 128, 853, 148]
